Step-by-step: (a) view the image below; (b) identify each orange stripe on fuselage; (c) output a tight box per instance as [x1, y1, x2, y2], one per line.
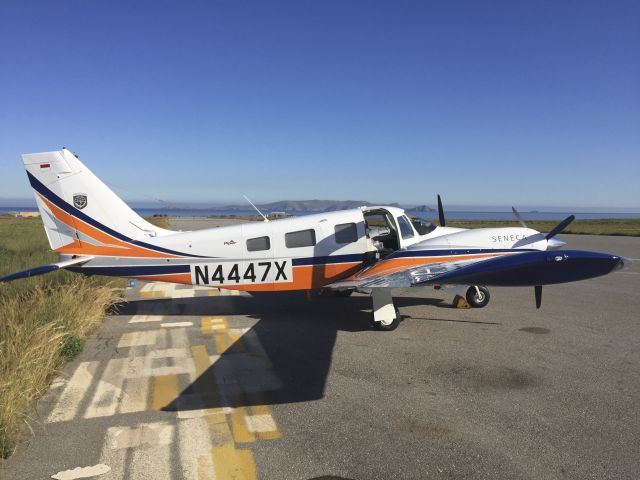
[123, 262, 363, 291]
[132, 273, 193, 284]
[352, 252, 508, 279]
[38, 193, 178, 258]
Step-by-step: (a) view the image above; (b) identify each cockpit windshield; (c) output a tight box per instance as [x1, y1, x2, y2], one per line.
[410, 217, 437, 235]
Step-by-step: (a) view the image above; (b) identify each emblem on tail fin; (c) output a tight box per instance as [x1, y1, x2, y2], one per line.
[73, 193, 88, 210]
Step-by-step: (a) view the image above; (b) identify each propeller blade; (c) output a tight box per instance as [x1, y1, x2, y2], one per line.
[534, 285, 542, 309]
[511, 206, 527, 229]
[545, 215, 575, 240]
[437, 194, 446, 227]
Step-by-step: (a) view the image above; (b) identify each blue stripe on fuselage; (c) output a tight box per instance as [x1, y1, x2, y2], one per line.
[391, 248, 536, 258]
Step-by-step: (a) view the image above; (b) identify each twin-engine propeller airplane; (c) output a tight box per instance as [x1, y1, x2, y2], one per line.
[1, 149, 630, 330]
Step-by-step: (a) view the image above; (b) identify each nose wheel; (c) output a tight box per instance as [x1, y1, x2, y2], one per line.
[465, 286, 490, 308]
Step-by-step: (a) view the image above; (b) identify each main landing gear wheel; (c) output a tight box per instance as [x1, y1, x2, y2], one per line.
[372, 308, 401, 331]
[371, 288, 401, 331]
[333, 289, 354, 297]
[466, 286, 490, 308]
[318, 288, 354, 298]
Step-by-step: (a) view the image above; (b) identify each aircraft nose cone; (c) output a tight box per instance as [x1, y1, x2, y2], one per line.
[614, 256, 632, 271]
[547, 238, 566, 249]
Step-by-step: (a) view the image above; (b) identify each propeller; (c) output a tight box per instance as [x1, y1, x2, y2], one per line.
[437, 194, 446, 227]
[534, 285, 542, 309]
[545, 214, 575, 240]
[531, 215, 575, 308]
[511, 206, 528, 228]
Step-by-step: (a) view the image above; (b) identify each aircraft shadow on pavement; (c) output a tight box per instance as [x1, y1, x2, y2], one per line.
[114, 292, 447, 411]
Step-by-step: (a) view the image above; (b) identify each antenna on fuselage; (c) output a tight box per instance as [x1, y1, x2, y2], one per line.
[243, 195, 269, 222]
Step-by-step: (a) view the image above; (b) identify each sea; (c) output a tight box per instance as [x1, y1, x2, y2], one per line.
[2, 206, 639, 221]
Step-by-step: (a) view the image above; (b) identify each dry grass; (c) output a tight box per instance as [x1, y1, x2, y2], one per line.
[0, 217, 124, 458]
[146, 214, 171, 229]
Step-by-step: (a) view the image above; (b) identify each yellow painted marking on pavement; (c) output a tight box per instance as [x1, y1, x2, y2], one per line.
[191, 345, 212, 376]
[201, 317, 228, 335]
[151, 374, 179, 411]
[228, 332, 247, 353]
[197, 455, 215, 480]
[247, 392, 281, 440]
[230, 407, 256, 443]
[210, 443, 257, 480]
[214, 334, 233, 354]
[236, 449, 258, 480]
[140, 290, 165, 299]
[191, 345, 226, 418]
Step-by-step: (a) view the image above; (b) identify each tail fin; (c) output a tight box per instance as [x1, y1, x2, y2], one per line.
[23, 148, 175, 257]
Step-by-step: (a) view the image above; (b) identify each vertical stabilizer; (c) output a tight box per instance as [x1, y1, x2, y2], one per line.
[22, 148, 174, 255]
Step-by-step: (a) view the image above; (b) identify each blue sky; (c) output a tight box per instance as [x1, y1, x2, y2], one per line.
[1, 1, 638, 209]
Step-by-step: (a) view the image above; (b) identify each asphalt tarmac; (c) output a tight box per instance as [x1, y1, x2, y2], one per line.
[2, 233, 639, 480]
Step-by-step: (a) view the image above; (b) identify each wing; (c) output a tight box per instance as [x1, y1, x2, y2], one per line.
[327, 249, 627, 289]
[0, 256, 94, 283]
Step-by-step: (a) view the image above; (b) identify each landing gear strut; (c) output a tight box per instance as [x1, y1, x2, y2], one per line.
[371, 288, 401, 331]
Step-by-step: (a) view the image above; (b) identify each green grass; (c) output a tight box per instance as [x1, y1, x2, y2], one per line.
[417, 218, 640, 236]
[0, 217, 125, 458]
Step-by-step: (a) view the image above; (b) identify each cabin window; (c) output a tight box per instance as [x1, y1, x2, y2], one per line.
[411, 217, 437, 235]
[246, 236, 270, 251]
[397, 215, 415, 239]
[285, 229, 316, 248]
[334, 223, 358, 244]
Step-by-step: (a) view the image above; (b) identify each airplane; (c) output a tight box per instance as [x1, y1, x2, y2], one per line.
[0, 148, 630, 331]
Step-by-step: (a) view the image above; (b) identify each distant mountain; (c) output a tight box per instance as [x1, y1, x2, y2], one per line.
[222, 200, 401, 212]
[407, 204, 435, 212]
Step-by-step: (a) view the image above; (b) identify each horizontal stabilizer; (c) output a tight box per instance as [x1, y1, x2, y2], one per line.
[0, 256, 93, 283]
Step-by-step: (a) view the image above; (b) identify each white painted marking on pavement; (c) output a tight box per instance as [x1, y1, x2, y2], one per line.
[129, 315, 165, 324]
[107, 423, 174, 449]
[168, 327, 190, 349]
[119, 377, 149, 414]
[177, 417, 216, 478]
[85, 358, 128, 418]
[47, 362, 98, 423]
[51, 463, 110, 479]
[245, 414, 278, 433]
[161, 322, 194, 328]
[101, 423, 175, 478]
[168, 290, 197, 298]
[117, 331, 158, 348]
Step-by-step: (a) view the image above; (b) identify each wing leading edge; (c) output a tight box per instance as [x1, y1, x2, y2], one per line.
[328, 250, 628, 290]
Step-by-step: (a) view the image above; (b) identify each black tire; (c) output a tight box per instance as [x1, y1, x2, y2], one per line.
[333, 289, 354, 297]
[318, 288, 354, 298]
[372, 308, 401, 331]
[466, 286, 490, 308]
